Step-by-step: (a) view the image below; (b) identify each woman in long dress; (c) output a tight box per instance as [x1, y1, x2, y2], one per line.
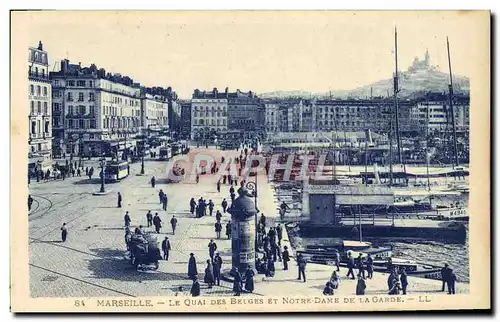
[244, 265, 255, 293]
[233, 267, 243, 296]
[204, 260, 215, 288]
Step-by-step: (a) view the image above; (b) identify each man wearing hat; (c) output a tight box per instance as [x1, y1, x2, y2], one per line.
[282, 245, 290, 270]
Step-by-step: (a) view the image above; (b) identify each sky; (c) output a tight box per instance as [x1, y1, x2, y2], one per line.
[18, 11, 489, 98]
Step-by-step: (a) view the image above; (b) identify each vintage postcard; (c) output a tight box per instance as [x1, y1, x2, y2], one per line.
[10, 10, 490, 312]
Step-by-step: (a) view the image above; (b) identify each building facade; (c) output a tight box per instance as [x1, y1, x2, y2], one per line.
[264, 102, 279, 133]
[28, 41, 52, 160]
[227, 88, 261, 132]
[179, 100, 192, 139]
[140, 92, 169, 133]
[190, 88, 228, 140]
[414, 94, 470, 134]
[51, 60, 142, 158]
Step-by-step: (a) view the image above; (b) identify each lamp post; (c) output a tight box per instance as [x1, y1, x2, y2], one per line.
[99, 154, 106, 193]
[140, 143, 145, 175]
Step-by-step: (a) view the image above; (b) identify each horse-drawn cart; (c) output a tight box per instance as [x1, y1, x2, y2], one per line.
[128, 233, 162, 270]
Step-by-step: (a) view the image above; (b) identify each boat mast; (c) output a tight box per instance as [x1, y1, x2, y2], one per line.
[393, 27, 404, 169]
[446, 37, 460, 167]
[426, 96, 431, 192]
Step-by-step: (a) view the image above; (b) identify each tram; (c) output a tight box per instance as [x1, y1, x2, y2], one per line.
[105, 161, 129, 181]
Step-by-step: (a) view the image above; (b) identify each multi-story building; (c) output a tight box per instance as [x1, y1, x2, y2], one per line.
[51, 60, 142, 158]
[227, 88, 261, 132]
[28, 41, 52, 162]
[414, 93, 470, 134]
[190, 88, 228, 140]
[140, 92, 169, 134]
[264, 102, 279, 133]
[179, 100, 192, 139]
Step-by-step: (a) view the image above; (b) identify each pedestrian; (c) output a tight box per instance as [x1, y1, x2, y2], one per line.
[162, 236, 171, 260]
[346, 252, 355, 279]
[190, 276, 201, 297]
[61, 223, 68, 242]
[124, 211, 131, 228]
[366, 253, 374, 279]
[85, 167, 89, 177]
[330, 271, 340, 289]
[226, 220, 232, 239]
[196, 174, 199, 184]
[134, 225, 144, 235]
[204, 260, 215, 288]
[233, 267, 243, 296]
[188, 253, 198, 280]
[323, 282, 334, 295]
[190, 198, 196, 215]
[77, 168, 81, 177]
[276, 224, 283, 245]
[117, 192, 122, 208]
[441, 263, 450, 292]
[297, 253, 307, 282]
[244, 265, 255, 293]
[356, 254, 366, 279]
[159, 189, 165, 204]
[146, 210, 153, 227]
[400, 268, 408, 295]
[208, 239, 217, 261]
[229, 185, 235, 196]
[215, 220, 222, 239]
[356, 275, 367, 295]
[216, 180, 221, 193]
[333, 250, 341, 272]
[282, 245, 290, 270]
[170, 215, 178, 235]
[266, 256, 275, 277]
[213, 253, 222, 286]
[28, 195, 33, 212]
[153, 213, 162, 233]
[208, 199, 214, 216]
[259, 213, 266, 228]
[222, 174, 227, 184]
[162, 194, 168, 212]
[388, 276, 402, 295]
[151, 176, 156, 188]
[215, 210, 222, 222]
[72, 168, 76, 177]
[124, 227, 132, 250]
[387, 269, 396, 293]
[221, 198, 228, 213]
[280, 201, 290, 221]
[447, 269, 457, 294]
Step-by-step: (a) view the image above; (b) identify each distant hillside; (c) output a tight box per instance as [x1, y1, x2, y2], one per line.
[260, 51, 469, 99]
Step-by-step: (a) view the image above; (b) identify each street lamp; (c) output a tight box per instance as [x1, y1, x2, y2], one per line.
[99, 154, 106, 193]
[140, 143, 145, 175]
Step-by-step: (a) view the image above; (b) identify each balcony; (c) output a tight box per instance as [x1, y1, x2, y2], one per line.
[28, 72, 49, 81]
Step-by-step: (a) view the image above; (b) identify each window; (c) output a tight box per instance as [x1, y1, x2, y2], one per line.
[43, 87, 48, 96]
[41, 69, 45, 78]
[37, 101, 41, 114]
[78, 92, 84, 101]
[79, 106, 85, 115]
[68, 106, 73, 114]
[89, 80, 94, 87]
[67, 80, 75, 86]
[200, 119, 204, 125]
[53, 90, 61, 98]
[90, 120, 96, 129]
[43, 102, 48, 115]
[30, 101, 34, 114]
[36, 86, 41, 96]
[89, 106, 95, 115]
[45, 121, 49, 133]
[54, 80, 60, 87]
[77, 80, 86, 87]
[37, 120, 41, 134]
[31, 121, 36, 134]
[67, 92, 73, 101]
[89, 92, 95, 101]
[35, 67, 38, 75]
[53, 118, 59, 127]
[30, 85, 34, 95]
[68, 119, 73, 128]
